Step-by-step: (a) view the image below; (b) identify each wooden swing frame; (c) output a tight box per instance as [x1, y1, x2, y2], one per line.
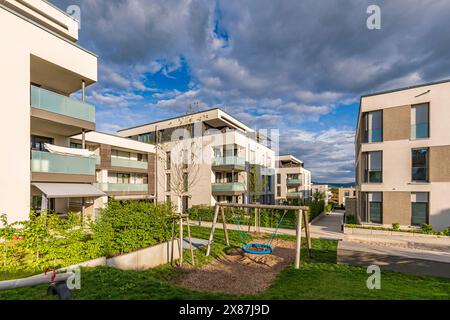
[205, 203, 313, 269]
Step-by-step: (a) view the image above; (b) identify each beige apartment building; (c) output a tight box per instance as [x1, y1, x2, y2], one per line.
[311, 184, 332, 205]
[275, 155, 312, 204]
[337, 187, 356, 207]
[355, 80, 450, 231]
[117, 108, 276, 212]
[0, 0, 105, 223]
[71, 131, 156, 215]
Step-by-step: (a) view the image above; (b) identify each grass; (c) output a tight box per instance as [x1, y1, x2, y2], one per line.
[0, 227, 449, 300]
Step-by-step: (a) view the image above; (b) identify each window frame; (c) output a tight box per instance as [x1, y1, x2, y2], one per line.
[411, 147, 429, 182]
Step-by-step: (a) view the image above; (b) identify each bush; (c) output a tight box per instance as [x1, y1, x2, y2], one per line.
[324, 204, 333, 213]
[392, 223, 400, 231]
[443, 227, 450, 236]
[345, 215, 357, 224]
[421, 223, 433, 233]
[90, 200, 173, 256]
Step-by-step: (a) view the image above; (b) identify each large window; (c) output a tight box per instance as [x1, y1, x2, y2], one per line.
[166, 173, 171, 191]
[363, 151, 382, 183]
[363, 110, 383, 143]
[277, 174, 281, 185]
[166, 152, 171, 169]
[411, 192, 428, 226]
[111, 149, 130, 159]
[411, 103, 429, 139]
[368, 192, 382, 224]
[412, 148, 428, 182]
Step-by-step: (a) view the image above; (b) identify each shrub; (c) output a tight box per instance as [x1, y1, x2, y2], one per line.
[324, 204, 333, 213]
[345, 215, 357, 224]
[443, 227, 450, 236]
[392, 223, 400, 231]
[90, 200, 173, 256]
[420, 223, 433, 233]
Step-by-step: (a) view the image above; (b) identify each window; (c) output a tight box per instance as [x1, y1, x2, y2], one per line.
[368, 192, 382, 224]
[166, 173, 171, 192]
[363, 151, 382, 183]
[344, 191, 350, 197]
[411, 103, 429, 139]
[137, 153, 148, 162]
[412, 148, 428, 182]
[183, 173, 189, 192]
[70, 142, 82, 149]
[277, 186, 281, 197]
[166, 152, 171, 169]
[117, 173, 130, 184]
[138, 132, 155, 144]
[30, 135, 53, 152]
[277, 174, 281, 184]
[411, 192, 428, 226]
[111, 150, 130, 159]
[363, 110, 382, 143]
[166, 195, 171, 203]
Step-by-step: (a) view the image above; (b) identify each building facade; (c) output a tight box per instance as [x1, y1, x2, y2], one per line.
[337, 187, 356, 207]
[275, 155, 312, 204]
[117, 108, 276, 211]
[71, 132, 156, 214]
[0, 0, 101, 223]
[311, 184, 332, 205]
[355, 80, 450, 231]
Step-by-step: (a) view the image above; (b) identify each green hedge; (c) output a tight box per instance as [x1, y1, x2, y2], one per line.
[0, 200, 175, 276]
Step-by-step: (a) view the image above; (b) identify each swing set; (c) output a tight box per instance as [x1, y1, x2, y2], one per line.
[205, 203, 313, 269]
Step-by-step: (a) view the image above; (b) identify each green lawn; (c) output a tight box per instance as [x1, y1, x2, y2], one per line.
[1, 227, 449, 300]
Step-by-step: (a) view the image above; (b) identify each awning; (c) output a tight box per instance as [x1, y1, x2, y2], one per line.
[44, 143, 95, 157]
[32, 183, 106, 198]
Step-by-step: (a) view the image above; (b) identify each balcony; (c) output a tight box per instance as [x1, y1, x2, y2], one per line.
[30, 85, 95, 123]
[94, 183, 148, 193]
[31, 150, 96, 175]
[212, 182, 246, 195]
[287, 192, 303, 198]
[111, 157, 148, 170]
[286, 178, 302, 186]
[212, 156, 246, 171]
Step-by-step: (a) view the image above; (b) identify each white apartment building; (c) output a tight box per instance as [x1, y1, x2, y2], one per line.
[0, 0, 103, 223]
[71, 131, 156, 214]
[355, 80, 450, 231]
[275, 155, 312, 204]
[117, 108, 276, 212]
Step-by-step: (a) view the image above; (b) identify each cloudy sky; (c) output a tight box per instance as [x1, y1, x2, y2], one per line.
[52, 0, 450, 183]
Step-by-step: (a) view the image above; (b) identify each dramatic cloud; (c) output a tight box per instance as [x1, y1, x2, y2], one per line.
[51, 0, 450, 182]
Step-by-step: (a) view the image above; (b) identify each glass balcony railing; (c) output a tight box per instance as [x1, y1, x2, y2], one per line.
[287, 192, 303, 198]
[212, 156, 246, 167]
[212, 182, 246, 193]
[111, 157, 148, 169]
[94, 183, 148, 193]
[30, 85, 95, 122]
[31, 150, 96, 175]
[286, 178, 301, 185]
[411, 123, 429, 140]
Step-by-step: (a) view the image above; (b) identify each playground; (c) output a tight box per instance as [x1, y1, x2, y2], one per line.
[1, 203, 450, 300]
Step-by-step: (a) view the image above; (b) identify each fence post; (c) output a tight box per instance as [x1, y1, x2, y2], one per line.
[206, 204, 220, 256]
[295, 209, 302, 269]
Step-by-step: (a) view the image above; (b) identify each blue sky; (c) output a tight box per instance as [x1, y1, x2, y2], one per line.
[52, 0, 450, 183]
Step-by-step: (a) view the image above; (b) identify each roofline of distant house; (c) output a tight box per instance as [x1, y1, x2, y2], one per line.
[117, 107, 245, 133]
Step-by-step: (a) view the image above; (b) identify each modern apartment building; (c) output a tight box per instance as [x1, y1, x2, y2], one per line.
[337, 187, 356, 207]
[355, 80, 450, 231]
[117, 108, 276, 212]
[311, 184, 332, 205]
[0, 0, 103, 223]
[71, 131, 156, 213]
[275, 155, 312, 204]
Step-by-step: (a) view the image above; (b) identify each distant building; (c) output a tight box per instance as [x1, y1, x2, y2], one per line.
[311, 184, 332, 205]
[275, 155, 312, 204]
[337, 187, 356, 207]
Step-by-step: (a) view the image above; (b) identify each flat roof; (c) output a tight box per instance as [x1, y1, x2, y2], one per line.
[361, 78, 450, 98]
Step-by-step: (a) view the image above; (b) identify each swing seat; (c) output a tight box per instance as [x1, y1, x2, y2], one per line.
[242, 243, 273, 255]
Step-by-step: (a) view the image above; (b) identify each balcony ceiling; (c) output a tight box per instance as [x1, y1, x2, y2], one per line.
[30, 55, 95, 95]
[31, 115, 89, 136]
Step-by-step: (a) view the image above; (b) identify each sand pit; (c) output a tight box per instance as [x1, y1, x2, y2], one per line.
[177, 238, 296, 295]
